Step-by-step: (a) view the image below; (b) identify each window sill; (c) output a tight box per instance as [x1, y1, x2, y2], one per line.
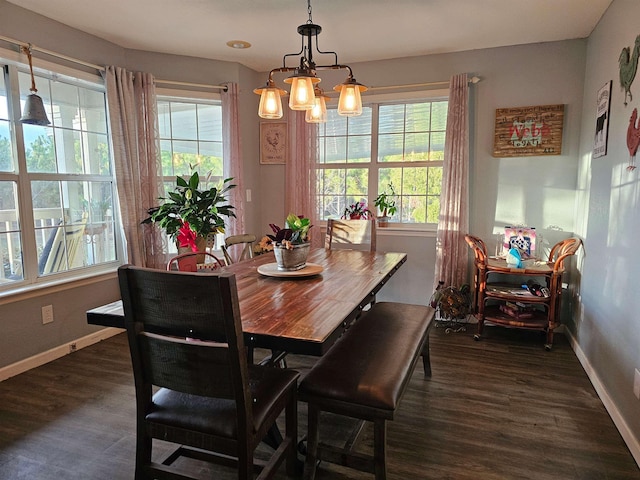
[0, 265, 119, 306]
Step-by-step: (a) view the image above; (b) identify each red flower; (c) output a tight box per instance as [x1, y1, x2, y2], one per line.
[177, 221, 198, 252]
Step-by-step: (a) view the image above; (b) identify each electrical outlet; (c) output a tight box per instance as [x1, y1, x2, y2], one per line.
[69, 342, 77, 353]
[41, 305, 54, 324]
[634, 369, 640, 400]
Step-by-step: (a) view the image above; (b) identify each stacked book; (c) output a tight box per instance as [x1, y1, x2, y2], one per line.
[499, 301, 536, 319]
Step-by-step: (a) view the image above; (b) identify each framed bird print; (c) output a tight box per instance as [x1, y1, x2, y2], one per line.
[260, 122, 287, 164]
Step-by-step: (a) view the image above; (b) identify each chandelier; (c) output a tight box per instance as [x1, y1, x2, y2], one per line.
[254, 0, 367, 123]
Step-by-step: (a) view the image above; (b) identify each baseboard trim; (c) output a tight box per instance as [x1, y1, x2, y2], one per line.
[0, 327, 123, 383]
[565, 329, 640, 468]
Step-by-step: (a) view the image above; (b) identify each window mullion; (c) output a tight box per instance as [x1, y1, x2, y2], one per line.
[369, 103, 379, 208]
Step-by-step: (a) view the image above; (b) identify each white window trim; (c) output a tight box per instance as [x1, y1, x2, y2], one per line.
[317, 88, 449, 231]
[0, 56, 122, 296]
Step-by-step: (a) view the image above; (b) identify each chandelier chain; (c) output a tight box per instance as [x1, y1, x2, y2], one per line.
[307, 0, 313, 24]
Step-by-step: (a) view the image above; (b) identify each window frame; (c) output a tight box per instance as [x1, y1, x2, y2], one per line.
[154, 88, 225, 250]
[0, 51, 122, 296]
[316, 88, 448, 232]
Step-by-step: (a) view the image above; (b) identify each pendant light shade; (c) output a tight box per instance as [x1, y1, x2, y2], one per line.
[254, 82, 286, 119]
[284, 75, 318, 111]
[305, 87, 328, 123]
[335, 77, 368, 117]
[20, 45, 50, 126]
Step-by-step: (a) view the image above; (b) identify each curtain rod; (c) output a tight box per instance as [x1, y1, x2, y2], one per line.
[368, 76, 480, 91]
[0, 34, 226, 91]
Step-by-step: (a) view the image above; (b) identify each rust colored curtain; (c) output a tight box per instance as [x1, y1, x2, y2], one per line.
[433, 73, 469, 289]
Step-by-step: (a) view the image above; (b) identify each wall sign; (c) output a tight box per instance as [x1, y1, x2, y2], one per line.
[493, 104, 565, 157]
[594, 81, 612, 159]
[260, 122, 287, 164]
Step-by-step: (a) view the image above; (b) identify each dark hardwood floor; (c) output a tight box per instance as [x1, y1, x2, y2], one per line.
[0, 324, 638, 479]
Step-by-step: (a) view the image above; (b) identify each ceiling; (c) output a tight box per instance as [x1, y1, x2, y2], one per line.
[9, 0, 613, 73]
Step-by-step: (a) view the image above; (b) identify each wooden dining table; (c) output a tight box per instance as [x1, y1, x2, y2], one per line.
[87, 248, 407, 357]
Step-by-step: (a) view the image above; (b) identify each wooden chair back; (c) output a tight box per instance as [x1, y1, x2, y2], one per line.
[325, 219, 377, 252]
[221, 233, 256, 265]
[166, 251, 225, 272]
[119, 266, 246, 395]
[549, 237, 582, 272]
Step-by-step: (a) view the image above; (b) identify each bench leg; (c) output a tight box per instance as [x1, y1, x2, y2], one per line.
[303, 405, 320, 480]
[373, 419, 387, 480]
[421, 336, 432, 378]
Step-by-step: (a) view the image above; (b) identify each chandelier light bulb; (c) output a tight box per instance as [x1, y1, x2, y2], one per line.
[287, 77, 316, 110]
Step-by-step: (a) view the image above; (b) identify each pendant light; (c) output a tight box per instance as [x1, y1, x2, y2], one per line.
[20, 44, 50, 126]
[305, 87, 328, 123]
[254, 0, 367, 123]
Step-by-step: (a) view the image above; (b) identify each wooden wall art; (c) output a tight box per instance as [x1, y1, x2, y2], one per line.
[493, 104, 565, 157]
[594, 81, 612, 159]
[260, 122, 287, 164]
[619, 34, 640, 106]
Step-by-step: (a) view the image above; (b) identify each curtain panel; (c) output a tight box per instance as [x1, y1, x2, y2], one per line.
[433, 73, 470, 290]
[285, 111, 320, 247]
[222, 83, 245, 237]
[103, 66, 165, 269]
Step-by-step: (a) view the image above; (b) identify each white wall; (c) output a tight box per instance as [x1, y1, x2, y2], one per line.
[575, 0, 640, 462]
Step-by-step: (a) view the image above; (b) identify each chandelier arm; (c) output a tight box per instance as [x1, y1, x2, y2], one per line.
[313, 34, 338, 66]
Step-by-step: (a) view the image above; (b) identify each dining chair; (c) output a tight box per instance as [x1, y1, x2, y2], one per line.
[117, 265, 300, 480]
[222, 234, 257, 265]
[166, 251, 225, 272]
[324, 219, 377, 252]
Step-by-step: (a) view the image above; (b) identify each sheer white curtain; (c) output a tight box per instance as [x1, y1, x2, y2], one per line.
[433, 73, 470, 289]
[103, 66, 165, 269]
[286, 111, 320, 247]
[222, 83, 245, 236]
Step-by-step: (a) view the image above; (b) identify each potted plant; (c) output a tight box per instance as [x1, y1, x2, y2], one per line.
[268, 213, 312, 271]
[342, 201, 372, 220]
[142, 171, 236, 253]
[374, 183, 397, 227]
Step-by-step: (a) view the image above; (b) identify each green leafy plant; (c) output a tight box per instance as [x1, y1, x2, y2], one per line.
[268, 213, 312, 248]
[374, 183, 398, 217]
[142, 171, 236, 241]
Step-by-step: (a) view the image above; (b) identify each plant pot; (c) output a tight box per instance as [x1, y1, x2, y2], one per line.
[273, 243, 310, 271]
[377, 216, 390, 227]
[177, 235, 208, 263]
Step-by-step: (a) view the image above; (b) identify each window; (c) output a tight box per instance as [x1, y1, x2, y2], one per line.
[0, 62, 118, 289]
[316, 96, 447, 227]
[157, 96, 223, 185]
[156, 94, 224, 248]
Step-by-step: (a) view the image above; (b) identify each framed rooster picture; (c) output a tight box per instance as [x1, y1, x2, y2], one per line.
[260, 122, 287, 164]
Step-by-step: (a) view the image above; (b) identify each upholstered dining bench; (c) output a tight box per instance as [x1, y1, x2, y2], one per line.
[298, 302, 435, 480]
